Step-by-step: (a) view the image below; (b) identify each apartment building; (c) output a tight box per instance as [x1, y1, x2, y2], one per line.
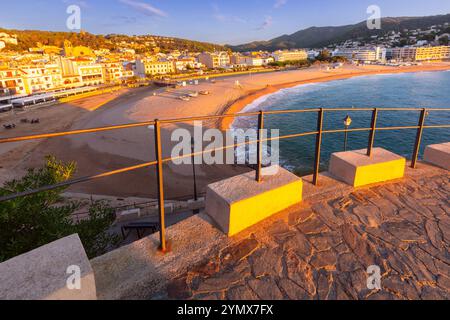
[239, 56, 264, 67]
[174, 57, 198, 71]
[58, 57, 105, 87]
[0, 32, 18, 49]
[332, 47, 383, 63]
[102, 62, 135, 83]
[415, 46, 450, 61]
[197, 52, 230, 69]
[135, 58, 175, 76]
[272, 50, 308, 62]
[386, 46, 450, 62]
[387, 47, 417, 62]
[0, 65, 60, 95]
[76, 59, 105, 86]
[0, 68, 27, 95]
[44, 64, 64, 89]
[20, 66, 56, 93]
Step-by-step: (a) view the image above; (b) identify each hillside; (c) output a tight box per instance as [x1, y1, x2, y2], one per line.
[229, 13, 450, 51]
[0, 28, 228, 53]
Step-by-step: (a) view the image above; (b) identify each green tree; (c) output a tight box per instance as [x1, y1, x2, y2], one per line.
[439, 36, 449, 46]
[0, 156, 119, 262]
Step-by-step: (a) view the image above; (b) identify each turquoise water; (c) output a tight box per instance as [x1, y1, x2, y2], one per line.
[233, 71, 450, 174]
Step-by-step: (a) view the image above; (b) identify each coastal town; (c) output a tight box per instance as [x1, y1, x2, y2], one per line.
[1, 25, 450, 111]
[0, 2, 450, 306]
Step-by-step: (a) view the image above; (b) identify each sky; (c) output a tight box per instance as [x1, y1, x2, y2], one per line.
[1, 0, 450, 45]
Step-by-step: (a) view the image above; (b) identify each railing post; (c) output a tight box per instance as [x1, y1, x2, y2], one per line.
[191, 137, 199, 214]
[154, 119, 167, 252]
[367, 108, 378, 157]
[411, 108, 427, 169]
[256, 110, 264, 182]
[313, 108, 324, 186]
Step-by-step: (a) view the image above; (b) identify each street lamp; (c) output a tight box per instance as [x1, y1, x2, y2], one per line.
[343, 115, 352, 152]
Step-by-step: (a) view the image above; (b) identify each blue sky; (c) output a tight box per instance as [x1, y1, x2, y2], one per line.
[1, 0, 450, 44]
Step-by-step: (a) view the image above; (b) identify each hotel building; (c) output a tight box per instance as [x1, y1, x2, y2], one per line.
[272, 50, 308, 62]
[415, 46, 450, 61]
[387, 47, 417, 62]
[332, 47, 383, 63]
[386, 46, 450, 62]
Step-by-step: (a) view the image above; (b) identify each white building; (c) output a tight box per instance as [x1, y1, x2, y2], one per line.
[239, 56, 264, 67]
[332, 47, 383, 63]
[197, 52, 230, 69]
[272, 50, 308, 62]
[135, 58, 175, 77]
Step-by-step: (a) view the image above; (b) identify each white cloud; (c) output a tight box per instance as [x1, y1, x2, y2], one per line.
[274, 0, 287, 9]
[212, 3, 247, 24]
[257, 16, 273, 30]
[118, 0, 167, 18]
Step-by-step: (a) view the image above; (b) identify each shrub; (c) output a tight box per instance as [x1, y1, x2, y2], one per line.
[0, 156, 119, 262]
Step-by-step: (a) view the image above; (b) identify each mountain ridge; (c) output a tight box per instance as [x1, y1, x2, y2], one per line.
[228, 13, 450, 51]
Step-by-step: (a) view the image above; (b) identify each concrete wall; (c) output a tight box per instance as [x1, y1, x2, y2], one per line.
[0, 234, 96, 300]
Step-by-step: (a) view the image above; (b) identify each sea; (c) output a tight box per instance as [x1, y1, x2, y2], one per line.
[232, 70, 450, 174]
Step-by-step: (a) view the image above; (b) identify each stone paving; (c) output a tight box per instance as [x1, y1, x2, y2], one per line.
[165, 165, 450, 300]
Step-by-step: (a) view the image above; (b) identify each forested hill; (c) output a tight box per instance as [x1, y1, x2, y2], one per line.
[0, 28, 228, 53]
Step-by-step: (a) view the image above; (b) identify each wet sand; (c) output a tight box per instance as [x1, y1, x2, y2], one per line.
[1, 62, 450, 200]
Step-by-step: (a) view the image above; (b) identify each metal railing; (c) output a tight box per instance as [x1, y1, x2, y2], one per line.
[1, 107, 450, 252]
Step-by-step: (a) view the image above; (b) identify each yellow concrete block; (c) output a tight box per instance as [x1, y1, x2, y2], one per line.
[205, 166, 302, 236]
[329, 148, 406, 187]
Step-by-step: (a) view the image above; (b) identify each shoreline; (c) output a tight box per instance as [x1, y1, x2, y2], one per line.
[219, 64, 450, 130]
[2, 62, 450, 200]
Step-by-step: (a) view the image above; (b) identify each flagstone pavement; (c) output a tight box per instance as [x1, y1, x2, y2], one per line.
[164, 164, 450, 300]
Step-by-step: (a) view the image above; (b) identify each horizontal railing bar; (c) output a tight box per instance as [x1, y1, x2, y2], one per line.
[0, 161, 157, 202]
[0, 121, 156, 144]
[264, 109, 321, 115]
[160, 112, 262, 124]
[1, 117, 449, 203]
[323, 108, 376, 112]
[162, 131, 321, 164]
[376, 108, 425, 111]
[0, 131, 322, 202]
[424, 108, 450, 111]
[424, 124, 450, 129]
[323, 128, 372, 134]
[1, 107, 450, 145]
[375, 125, 421, 131]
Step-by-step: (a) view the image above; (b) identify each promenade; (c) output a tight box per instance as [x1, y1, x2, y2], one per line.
[164, 163, 450, 300]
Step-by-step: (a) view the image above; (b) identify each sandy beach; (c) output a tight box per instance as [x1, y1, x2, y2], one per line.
[1, 62, 450, 200]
